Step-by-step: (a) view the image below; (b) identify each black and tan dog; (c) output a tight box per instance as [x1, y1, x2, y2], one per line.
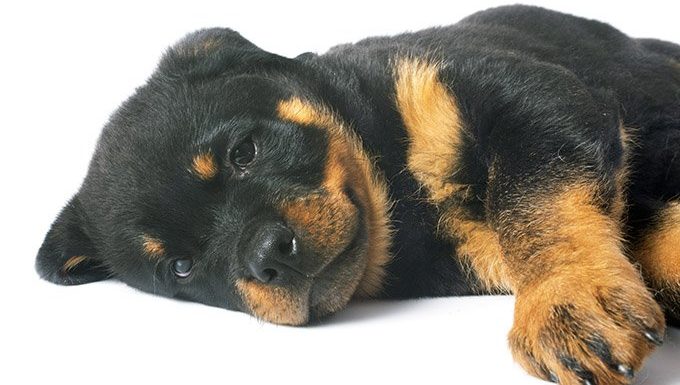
[36, 5, 679, 385]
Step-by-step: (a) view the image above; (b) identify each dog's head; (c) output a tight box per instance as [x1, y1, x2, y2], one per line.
[36, 29, 391, 325]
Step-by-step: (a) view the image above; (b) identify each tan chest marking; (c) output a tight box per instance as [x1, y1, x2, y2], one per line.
[635, 202, 680, 285]
[394, 58, 468, 203]
[441, 211, 511, 293]
[394, 58, 511, 291]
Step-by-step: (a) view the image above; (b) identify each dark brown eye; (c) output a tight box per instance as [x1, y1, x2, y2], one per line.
[172, 259, 193, 278]
[230, 137, 256, 168]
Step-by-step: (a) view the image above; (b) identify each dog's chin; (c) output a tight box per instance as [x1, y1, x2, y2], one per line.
[235, 271, 361, 326]
[235, 278, 313, 326]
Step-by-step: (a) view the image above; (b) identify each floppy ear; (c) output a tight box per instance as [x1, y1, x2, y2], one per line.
[36, 196, 110, 285]
[158, 28, 283, 78]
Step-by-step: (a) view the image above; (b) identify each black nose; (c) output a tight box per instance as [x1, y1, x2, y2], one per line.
[247, 221, 298, 283]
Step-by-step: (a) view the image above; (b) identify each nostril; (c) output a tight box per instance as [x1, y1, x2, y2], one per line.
[248, 261, 280, 283]
[262, 268, 278, 282]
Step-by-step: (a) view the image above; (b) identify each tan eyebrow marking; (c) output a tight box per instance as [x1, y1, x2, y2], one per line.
[142, 235, 165, 259]
[62, 256, 88, 272]
[191, 152, 218, 180]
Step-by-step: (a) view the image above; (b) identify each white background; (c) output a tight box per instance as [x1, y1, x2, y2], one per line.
[1, 1, 679, 384]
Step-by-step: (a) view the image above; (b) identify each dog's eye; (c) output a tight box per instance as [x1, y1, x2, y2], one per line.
[230, 137, 256, 168]
[172, 259, 193, 278]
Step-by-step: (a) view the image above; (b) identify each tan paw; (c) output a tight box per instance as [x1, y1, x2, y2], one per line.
[509, 274, 665, 385]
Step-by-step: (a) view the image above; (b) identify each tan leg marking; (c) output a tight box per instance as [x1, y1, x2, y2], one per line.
[501, 184, 628, 286]
[507, 184, 665, 385]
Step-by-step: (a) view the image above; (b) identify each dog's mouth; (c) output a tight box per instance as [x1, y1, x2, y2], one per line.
[232, 96, 392, 326]
[235, 189, 369, 326]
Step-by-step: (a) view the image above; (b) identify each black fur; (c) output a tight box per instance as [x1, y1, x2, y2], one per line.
[37, 6, 679, 316]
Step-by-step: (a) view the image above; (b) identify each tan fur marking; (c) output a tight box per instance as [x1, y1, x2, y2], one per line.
[506, 184, 665, 382]
[442, 213, 511, 293]
[394, 59, 511, 291]
[281, 192, 358, 268]
[635, 202, 680, 285]
[191, 152, 218, 181]
[236, 279, 308, 326]
[544, 185, 621, 253]
[394, 58, 467, 203]
[142, 235, 165, 258]
[62, 256, 88, 272]
[513, 185, 628, 286]
[511, 278, 662, 383]
[277, 98, 392, 297]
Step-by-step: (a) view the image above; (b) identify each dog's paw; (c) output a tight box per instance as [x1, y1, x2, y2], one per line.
[509, 274, 665, 385]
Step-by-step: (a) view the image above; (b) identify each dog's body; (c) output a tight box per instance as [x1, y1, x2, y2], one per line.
[37, 6, 680, 385]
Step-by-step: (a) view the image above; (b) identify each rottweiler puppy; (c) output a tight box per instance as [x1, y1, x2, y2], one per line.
[36, 5, 679, 385]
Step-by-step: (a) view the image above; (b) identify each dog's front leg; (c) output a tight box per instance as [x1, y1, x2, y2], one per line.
[394, 57, 666, 384]
[488, 176, 665, 385]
